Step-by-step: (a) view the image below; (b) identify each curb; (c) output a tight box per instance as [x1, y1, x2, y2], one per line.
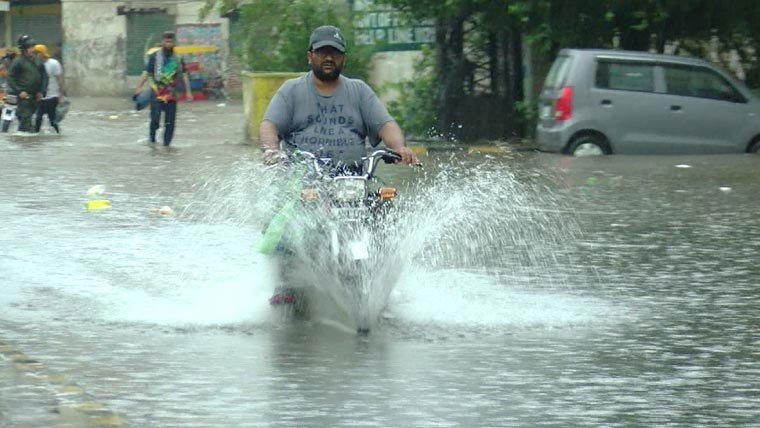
[0, 340, 127, 427]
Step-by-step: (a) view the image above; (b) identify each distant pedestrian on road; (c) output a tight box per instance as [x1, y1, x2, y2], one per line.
[6, 35, 47, 133]
[33, 44, 63, 133]
[134, 31, 193, 146]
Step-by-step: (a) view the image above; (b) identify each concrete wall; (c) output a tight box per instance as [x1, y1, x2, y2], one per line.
[62, 1, 127, 96]
[368, 50, 424, 103]
[62, 0, 226, 97]
[176, 2, 227, 33]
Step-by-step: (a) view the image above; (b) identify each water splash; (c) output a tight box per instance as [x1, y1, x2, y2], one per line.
[235, 154, 586, 331]
[391, 155, 581, 286]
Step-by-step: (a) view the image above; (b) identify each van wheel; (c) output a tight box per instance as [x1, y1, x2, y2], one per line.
[568, 135, 608, 157]
[749, 140, 760, 153]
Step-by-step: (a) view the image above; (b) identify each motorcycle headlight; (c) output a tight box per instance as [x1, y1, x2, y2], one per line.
[378, 187, 396, 201]
[333, 178, 366, 201]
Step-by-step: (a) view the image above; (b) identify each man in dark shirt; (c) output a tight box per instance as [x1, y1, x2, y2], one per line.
[6, 35, 47, 133]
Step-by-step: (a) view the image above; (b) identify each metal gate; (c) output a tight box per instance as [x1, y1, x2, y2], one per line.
[0, 3, 62, 53]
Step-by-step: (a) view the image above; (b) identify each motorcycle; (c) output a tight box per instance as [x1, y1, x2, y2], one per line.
[262, 149, 407, 334]
[1, 93, 17, 132]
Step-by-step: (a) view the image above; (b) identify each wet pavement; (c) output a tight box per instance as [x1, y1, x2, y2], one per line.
[2, 97, 760, 427]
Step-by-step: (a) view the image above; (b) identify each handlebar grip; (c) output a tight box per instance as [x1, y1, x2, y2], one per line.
[382, 151, 402, 164]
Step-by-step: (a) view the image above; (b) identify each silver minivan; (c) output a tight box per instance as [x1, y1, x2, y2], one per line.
[536, 49, 760, 155]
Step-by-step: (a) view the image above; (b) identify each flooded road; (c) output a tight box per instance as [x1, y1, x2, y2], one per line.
[2, 98, 759, 427]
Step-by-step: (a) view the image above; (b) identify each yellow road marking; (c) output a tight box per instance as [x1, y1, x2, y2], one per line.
[14, 362, 45, 371]
[408, 145, 428, 155]
[468, 145, 511, 153]
[68, 401, 106, 411]
[89, 414, 126, 426]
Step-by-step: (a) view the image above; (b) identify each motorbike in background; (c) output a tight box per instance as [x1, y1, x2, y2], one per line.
[1, 93, 17, 132]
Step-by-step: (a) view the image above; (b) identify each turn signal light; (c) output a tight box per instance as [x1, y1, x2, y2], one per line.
[301, 188, 318, 200]
[378, 187, 396, 200]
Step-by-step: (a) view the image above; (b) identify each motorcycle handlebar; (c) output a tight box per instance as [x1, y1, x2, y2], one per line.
[294, 149, 409, 178]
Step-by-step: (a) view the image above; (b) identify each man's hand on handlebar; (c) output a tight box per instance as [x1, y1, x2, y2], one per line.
[395, 147, 418, 165]
[262, 148, 287, 165]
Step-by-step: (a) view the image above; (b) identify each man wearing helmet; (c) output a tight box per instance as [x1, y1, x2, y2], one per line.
[6, 35, 47, 132]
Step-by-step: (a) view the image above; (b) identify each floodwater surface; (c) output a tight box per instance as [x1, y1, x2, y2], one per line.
[1, 98, 759, 427]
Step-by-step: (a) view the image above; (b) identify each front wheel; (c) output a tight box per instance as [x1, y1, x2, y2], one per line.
[568, 135, 608, 157]
[749, 139, 760, 153]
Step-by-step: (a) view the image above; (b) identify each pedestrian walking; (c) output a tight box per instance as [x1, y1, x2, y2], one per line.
[33, 44, 63, 133]
[6, 35, 47, 133]
[134, 31, 193, 146]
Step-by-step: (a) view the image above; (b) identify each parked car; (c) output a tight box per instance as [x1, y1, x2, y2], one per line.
[536, 49, 760, 156]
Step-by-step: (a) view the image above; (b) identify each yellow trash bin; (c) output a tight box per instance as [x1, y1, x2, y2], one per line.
[242, 71, 304, 142]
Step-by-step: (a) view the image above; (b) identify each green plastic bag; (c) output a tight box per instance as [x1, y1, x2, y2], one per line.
[257, 199, 296, 254]
[257, 169, 305, 254]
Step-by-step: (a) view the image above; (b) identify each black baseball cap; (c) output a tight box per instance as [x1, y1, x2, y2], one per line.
[309, 25, 346, 53]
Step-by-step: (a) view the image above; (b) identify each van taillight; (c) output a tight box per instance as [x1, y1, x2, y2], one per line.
[554, 86, 573, 120]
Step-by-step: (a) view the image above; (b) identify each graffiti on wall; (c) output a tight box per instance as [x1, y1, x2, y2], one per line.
[176, 24, 224, 96]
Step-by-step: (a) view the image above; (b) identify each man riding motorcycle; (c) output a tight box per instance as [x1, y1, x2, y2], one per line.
[258, 25, 417, 317]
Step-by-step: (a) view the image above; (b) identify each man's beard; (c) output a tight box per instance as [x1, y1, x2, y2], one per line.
[163, 47, 174, 54]
[311, 62, 341, 81]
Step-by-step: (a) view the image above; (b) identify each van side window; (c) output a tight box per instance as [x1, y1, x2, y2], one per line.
[664, 65, 746, 102]
[595, 61, 655, 92]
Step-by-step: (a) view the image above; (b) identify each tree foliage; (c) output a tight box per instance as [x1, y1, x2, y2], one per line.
[203, 0, 374, 79]
[384, 46, 439, 138]
[379, 0, 760, 140]
[206, 0, 760, 140]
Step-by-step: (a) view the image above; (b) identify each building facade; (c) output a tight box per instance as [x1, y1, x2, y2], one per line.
[0, 0, 427, 98]
[62, 0, 229, 96]
[0, 0, 229, 96]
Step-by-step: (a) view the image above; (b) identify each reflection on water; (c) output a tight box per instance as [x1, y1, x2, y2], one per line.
[1, 99, 760, 427]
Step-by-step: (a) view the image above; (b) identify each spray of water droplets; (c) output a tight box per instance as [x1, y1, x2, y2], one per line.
[182, 153, 585, 331]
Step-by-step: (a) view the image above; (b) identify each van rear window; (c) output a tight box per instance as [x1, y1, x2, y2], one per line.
[596, 61, 655, 92]
[543, 55, 573, 89]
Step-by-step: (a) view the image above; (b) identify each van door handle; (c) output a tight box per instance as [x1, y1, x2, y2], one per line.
[670, 105, 682, 111]
[601, 99, 612, 106]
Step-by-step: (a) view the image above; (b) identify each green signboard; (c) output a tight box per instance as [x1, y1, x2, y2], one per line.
[353, 1, 434, 51]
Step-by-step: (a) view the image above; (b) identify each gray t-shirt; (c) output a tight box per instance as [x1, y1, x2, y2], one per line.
[262, 71, 394, 161]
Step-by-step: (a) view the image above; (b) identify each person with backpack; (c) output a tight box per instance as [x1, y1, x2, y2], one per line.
[134, 31, 193, 146]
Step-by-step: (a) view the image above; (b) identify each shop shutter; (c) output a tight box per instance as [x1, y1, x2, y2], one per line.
[126, 12, 174, 75]
[5, 12, 62, 53]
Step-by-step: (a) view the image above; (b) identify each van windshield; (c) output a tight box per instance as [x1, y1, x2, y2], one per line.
[543, 55, 573, 89]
